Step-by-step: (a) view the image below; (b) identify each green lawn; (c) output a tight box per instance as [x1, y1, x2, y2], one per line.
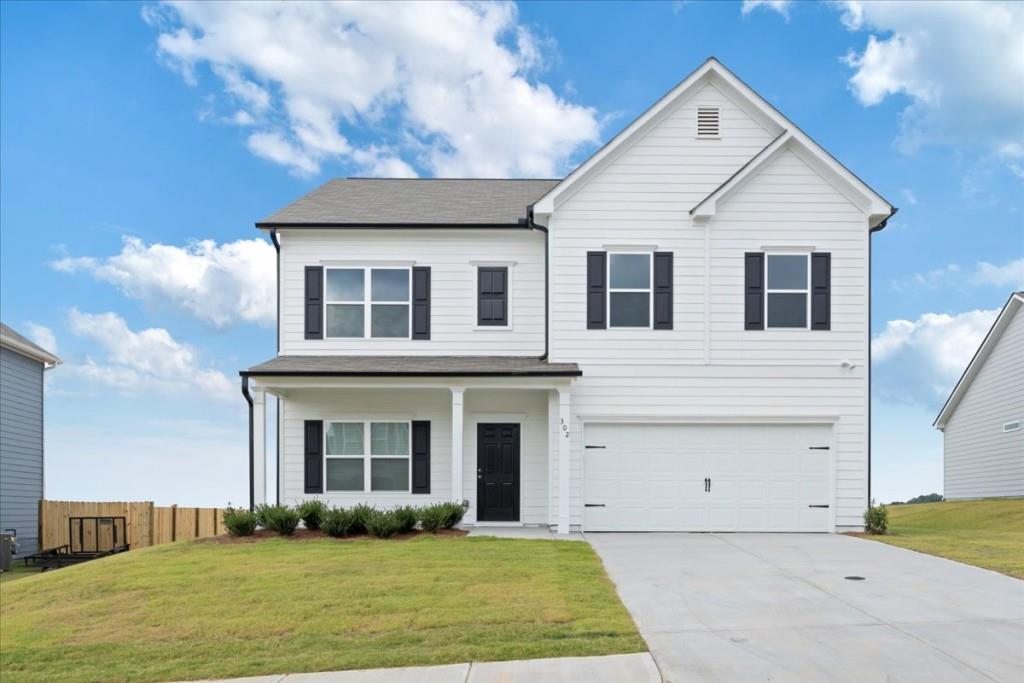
[866, 499, 1024, 579]
[0, 535, 644, 683]
[0, 564, 42, 585]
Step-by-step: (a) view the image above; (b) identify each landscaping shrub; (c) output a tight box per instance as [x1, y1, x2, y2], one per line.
[253, 503, 272, 528]
[261, 504, 301, 536]
[864, 499, 888, 534]
[440, 501, 468, 529]
[393, 506, 418, 533]
[222, 506, 257, 537]
[296, 499, 329, 531]
[366, 509, 404, 539]
[349, 503, 374, 535]
[418, 503, 448, 533]
[322, 507, 359, 538]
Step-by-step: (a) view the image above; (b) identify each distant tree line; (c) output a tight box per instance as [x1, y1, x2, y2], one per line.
[889, 493, 944, 505]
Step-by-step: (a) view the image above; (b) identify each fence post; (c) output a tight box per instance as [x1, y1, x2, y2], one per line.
[148, 502, 155, 548]
[171, 504, 178, 542]
[194, 508, 200, 538]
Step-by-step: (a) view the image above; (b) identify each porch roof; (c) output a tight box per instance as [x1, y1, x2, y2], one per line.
[240, 355, 582, 378]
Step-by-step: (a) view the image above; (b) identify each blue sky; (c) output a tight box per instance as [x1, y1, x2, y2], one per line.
[1, 1, 1021, 505]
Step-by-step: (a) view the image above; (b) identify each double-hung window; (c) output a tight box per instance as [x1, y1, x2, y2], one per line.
[325, 268, 410, 338]
[325, 421, 410, 492]
[608, 253, 652, 327]
[765, 254, 810, 329]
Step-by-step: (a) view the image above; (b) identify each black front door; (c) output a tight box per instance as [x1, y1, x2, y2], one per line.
[477, 423, 520, 522]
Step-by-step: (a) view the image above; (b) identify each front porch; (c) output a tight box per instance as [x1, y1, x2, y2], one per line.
[241, 357, 579, 534]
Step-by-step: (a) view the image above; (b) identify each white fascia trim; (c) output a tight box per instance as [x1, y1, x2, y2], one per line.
[0, 335, 61, 367]
[577, 414, 841, 425]
[602, 244, 659, 252]
[934, 293, 1024, 430]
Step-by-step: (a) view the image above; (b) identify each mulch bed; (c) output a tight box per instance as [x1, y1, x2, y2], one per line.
[198, 528, 468, 545]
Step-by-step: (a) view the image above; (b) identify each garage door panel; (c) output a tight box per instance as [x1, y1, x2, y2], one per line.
[584, 423, 832, 532]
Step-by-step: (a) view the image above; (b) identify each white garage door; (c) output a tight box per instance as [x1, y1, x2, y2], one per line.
[583, 423, 833, 532]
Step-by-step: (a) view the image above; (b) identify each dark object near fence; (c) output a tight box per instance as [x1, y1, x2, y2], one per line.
[21, 516, 131, 571]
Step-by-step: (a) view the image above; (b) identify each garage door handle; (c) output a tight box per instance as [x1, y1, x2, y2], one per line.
[585, 445, 606, 449]
[584, 504, 606, 508]
[808, 504, 830, 508]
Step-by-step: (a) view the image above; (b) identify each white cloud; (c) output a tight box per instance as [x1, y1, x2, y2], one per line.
[64, 309, 235, 401]
[837, 1, 1024, 169]
[742, 0, 792, 19]
[145, 1, 600, 178]
[900, 188, 917, 205]
[872, 307, 998, 407]
[23, 323, 58, 354]
[52, 236, 275, 327]
[971, 257, 1024, 288]
[890, 257, 1024, 292]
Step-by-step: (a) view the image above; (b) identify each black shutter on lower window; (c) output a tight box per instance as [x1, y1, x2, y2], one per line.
[744, 253, 765, 331]
[811, 252, 831, 331]
[412, 266, 431, 340]
[304, 266, 323, 340]
[411, 421, 430, 494]
[586, 251, 607, 329]
[304, 420, 323, 494]
[653, 252, 673, 329]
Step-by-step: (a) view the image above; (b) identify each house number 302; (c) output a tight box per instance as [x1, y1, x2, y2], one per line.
[560, 418, 570, 439]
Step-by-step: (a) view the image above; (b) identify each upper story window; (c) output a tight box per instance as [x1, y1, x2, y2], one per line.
[766, 254, 809, 329]
[325, 267, 410, 338]
[609, 253, 651, 328]
[477, 266, 509, 327]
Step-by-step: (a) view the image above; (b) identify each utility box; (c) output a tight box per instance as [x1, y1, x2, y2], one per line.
[0, 532, 14, 572]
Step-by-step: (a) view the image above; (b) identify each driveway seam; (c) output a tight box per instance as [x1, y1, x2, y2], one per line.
[712, 534, 1001, 682]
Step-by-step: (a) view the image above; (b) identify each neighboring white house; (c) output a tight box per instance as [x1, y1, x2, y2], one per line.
[242, 58, 895, 533]
[934, 292, 1024, 500]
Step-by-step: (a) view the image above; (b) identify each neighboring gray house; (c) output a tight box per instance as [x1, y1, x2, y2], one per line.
[0, 322, 61, 556]
[934, 292, 1024, 500]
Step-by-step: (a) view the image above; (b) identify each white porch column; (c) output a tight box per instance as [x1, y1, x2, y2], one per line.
[557, 387, 571, 534]
[450, 387, 465, 504]
[252, 388, 267, 507]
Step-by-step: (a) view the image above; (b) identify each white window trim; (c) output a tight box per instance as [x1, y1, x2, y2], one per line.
[608, 252, 653, 329]
[324, 267, 412, 340]
[764, 252, 811, 331]
[324, 419, 412, 493]
[473, 264, 513, 331]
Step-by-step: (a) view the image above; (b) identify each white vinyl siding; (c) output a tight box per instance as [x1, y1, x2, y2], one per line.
[943, 306, 1024, 499]
[280, 229, 544, 355]
[280, 388, 551, 524]
[546, 82, 871, 530]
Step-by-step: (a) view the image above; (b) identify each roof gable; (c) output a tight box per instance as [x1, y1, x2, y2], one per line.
[0, 322, 61, 366]
[934, 292, 1024, 430]
[532, 58, 893, 228]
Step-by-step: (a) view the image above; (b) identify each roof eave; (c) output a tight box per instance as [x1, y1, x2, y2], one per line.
[239, 369, 583, 378]
[0, 335, 61, 367]
[255, 221, 531, 230]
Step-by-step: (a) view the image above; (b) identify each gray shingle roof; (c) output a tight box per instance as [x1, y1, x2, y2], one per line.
[241, 355, 581, 377]
[0, 322, 60, 364]
[257, 178, 560, 227]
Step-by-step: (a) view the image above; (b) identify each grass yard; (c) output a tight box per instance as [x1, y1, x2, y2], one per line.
[0, 535, 644, 683]
[0, 564, 41, 584]
[865, 498, 1024, 579]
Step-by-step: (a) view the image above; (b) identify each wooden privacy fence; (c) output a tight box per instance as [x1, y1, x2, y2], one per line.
[39, 500, 226, 551]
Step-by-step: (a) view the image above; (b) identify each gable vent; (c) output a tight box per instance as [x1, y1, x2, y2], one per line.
[697, 107, 720, 138]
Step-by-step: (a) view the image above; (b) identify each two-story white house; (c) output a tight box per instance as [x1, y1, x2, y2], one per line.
[241, 58, 894, 533]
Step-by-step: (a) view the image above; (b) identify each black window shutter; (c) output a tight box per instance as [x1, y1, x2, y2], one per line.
[477, 267, 508, 326]
[304, 266, 323, 340]
[586, 251, 607, 329]
[653, 252, 673, 330]
[744, 253, 765, 330]
[412, 266, 431, 340]
[811, 252, 831, 330]
[304, 420, 323, 494]
[411, 420, 430, 494]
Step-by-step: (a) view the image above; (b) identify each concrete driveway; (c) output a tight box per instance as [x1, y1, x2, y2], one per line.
[589, 533, 1024, 682]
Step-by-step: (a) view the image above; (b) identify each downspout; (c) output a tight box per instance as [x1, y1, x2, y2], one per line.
[527, 205, 550, 361]
[866, 206, 897, 509]
[241, 375, 254, 512]
[269, 228, 281, 504]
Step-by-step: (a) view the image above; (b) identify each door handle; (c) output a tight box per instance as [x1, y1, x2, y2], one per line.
[708, 478, 712, 492]
[704, 477, 710, 493]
